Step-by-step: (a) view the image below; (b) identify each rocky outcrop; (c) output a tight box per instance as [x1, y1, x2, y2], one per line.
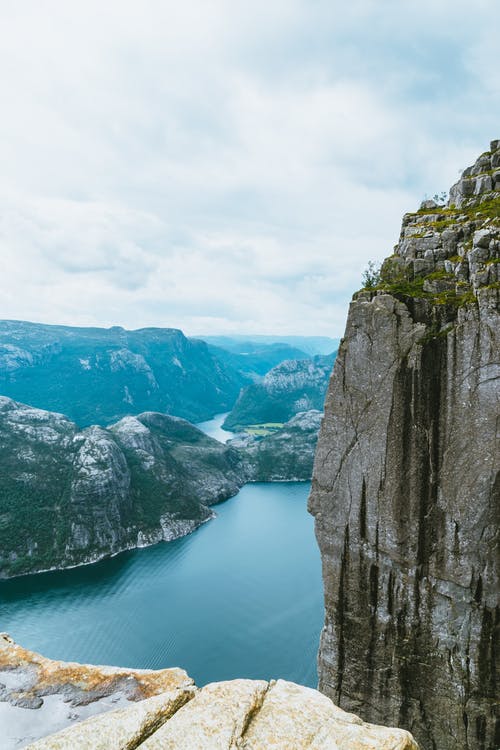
[309, 141, 499, 750]
[223, 353, 336, 430]
[231, 410, 322, 481]
[0, 321, 245, 426]
[0, 636, 419, 749]
[0, 398, 245, 578]
[0, 633, 195, 748]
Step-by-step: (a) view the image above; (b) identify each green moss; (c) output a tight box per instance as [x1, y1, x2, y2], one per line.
[369, 270, 476, 309]
[410, 196, 500, 224]
[425, 270, 455, 281]
[462, 169, 495, 180]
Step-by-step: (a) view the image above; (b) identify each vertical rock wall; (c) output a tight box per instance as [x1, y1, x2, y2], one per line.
[309, 142, 500, 750]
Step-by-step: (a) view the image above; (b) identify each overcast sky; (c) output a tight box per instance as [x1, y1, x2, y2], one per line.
[0, 1, 498, 336]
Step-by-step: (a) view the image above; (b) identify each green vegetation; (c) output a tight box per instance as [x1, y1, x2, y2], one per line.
[245, 422, 284, 437]
[361, 261, 382, 288]
[359, 264, 477, 309]
[223, 353, 335, 430]
[0, 406, 245, 578]
[413, 195, 500, 223]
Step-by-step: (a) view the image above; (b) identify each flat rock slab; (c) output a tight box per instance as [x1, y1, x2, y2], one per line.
[0, 633, 193, 748]
[2, 635, 418, 749]
[25, 677, 419, 750]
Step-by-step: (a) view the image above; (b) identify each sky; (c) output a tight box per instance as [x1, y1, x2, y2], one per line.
[0, 0, 498, 337]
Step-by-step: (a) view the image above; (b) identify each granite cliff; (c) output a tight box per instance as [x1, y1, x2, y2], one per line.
[0, 635, 419, 749]
[309, 141, 499, 750]
[0, 397, 244, 578]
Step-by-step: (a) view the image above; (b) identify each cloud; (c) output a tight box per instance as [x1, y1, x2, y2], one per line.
[0, 0, 498, 336]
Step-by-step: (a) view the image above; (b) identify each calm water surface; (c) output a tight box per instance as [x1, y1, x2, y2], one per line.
[0, 482, 323, 687]
[195, 412, 232, 442]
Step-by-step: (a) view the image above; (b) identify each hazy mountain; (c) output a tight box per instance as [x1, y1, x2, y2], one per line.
[201, 335, 340, 356]
[0, 321, 244, 427]
[223, 353, 336, 430]
[205, 342, 310, 381]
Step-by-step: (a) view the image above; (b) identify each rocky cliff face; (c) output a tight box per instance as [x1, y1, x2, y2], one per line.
[0, 397, 244, 578]
[0, 635, 419, 750]
[309, 141, 499, 750]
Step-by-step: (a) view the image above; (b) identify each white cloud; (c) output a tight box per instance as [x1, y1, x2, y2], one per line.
[0, 0, 498, 336]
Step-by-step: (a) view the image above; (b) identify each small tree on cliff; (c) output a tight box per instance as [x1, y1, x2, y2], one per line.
[362, 261, 381, 289]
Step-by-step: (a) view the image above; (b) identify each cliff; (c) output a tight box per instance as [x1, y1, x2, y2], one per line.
[0, 397, 244, 578]
[0, 635, 419, 749]
[309, 141, 499, 750]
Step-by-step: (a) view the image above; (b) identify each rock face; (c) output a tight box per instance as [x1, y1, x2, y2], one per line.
[0, 397, 244, 578]
[0, 633, 195, 748]
[223, 353, 336, 430]
[231, 410, 322, 481]
[0, 321, 244, 426]
[0, 636, 419, 750]
[309, 142, 500, 750]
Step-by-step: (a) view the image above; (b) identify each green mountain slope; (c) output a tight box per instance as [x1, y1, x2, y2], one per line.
[223, 353, 336, 429]
[0, 321, 244, 426]
[0, 396, 245, 578]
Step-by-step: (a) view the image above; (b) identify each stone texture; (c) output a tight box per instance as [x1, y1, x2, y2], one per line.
[140, 678, 269, 749]
[20, 673, 418, 749]
[24, 690, 194, 750]
[0, 633, 194, 748]
[309, 143, 500, 750]
[1, 637, 418, 749]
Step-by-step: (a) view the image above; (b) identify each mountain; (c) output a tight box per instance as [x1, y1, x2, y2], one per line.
[309, 140, 500, 750]
[0, 396, 245, 578]
[202, 334, 340, 356]
[204, 341, 311, 381]
[223, 353, 336, 430]
[0, 321, 244, 426]
[229, 410, 322, 481]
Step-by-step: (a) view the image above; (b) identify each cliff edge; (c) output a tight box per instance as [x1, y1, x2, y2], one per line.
[0, 635, 418, 749]
[309, 141, 499, 750]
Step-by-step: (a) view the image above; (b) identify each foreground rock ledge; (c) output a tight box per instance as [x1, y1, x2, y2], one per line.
[1, 636, 418, 749]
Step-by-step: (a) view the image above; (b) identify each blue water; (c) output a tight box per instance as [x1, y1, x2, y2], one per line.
[0, 482, 323, 688]
[195, 412, 233, 442]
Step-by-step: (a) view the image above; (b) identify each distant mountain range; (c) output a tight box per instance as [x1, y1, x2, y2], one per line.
[201, 334, 340, 356]
[0, 321, 335, 428]
[0, 320, 245, 427]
